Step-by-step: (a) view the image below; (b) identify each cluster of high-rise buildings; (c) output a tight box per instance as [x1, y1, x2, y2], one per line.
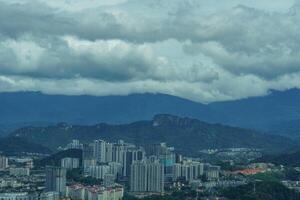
[0, 139, 221, 199]
[82, 139, 146, 179]
[173, 160, 220, 182]
[77, 139, 220, 195]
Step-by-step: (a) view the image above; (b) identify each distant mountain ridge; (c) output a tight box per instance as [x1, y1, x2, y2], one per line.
[0, 91, 211, 125]
[1, 89, 300, 137]
[11, 114, 295, 155]
[268, 119, 300, 139]
[209, 88, 300, 131]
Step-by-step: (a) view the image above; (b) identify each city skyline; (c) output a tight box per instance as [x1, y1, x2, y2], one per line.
[1, 0, 300, 199]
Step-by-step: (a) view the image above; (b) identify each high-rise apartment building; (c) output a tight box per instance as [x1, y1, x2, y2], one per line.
[123, 147, 145, 177]
[45, 166, 67, 197]
[172, 160, 204, 182]
[93, 140, 106, 163]
[105, 143, 114, 163]
[61, 157, 80, 169]
[0, 155, 9, 170]
[66, 140, 83, 150]
[130, 157, 164, 193]
[87, 164, 110, 179]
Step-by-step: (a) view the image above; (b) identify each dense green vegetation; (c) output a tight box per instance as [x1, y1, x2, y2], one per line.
[221, 181, 300, 200]
[0, 137, 51, 155]
[11, 115, 294, 155]
[34, 149, 82, 167]
[249, 168, 300, 182]
[257, 150, 300, 166]
[124, 188, 200, 200]
[283, 168, 300, 181]
[67, 168, 102, 185]
[124, 181, 300, 200]
[250, 171, 282, 182]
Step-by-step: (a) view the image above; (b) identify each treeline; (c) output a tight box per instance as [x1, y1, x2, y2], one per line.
[124, 181, 300, 200]
[257, 150, 300, 167]
[34, 148, 82, 167]
[221, 181, 300, 200]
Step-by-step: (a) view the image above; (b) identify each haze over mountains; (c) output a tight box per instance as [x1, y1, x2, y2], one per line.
[1, 89, 300, 138]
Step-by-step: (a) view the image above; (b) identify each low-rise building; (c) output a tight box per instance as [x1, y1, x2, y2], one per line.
[0, 192, 33, 200]
[66, 184, 85, 200]
[40, 192, 59, 200]
[205, 165, 220, 181]
[66, 184, 124, 200]
[10, 168, 30, 176]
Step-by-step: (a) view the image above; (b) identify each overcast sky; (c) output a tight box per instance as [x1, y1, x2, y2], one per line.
[0, 0, 299, 103]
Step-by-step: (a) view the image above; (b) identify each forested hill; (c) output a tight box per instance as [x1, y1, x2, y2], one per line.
[0, 137, 51, 155]
[12, 114, 295, 155]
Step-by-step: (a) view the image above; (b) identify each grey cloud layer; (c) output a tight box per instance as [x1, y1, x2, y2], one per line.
[183, 4, 300, 79]
[0, 0, 299, 102]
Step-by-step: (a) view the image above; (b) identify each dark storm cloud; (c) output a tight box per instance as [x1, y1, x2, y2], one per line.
[0, 0, 299, 102]
[183, 4, 300, 79]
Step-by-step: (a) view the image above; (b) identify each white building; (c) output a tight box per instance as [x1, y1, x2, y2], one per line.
[9, 167, 30, 176]
[0, 155, 9, 170]
[172, 160, 204, 182]
[0, 179, 22, 188]
[66, 140, 83, 150]
[45, 166, 67, 197]
[93, 140, 107, 163]
[105, 143, 113, 163]
[66, 184, 124, 200]
[87, 165, 110, 180]
[130, 157, 164, 193]
[0, 193, 30, 200]
[66, 184, 85, 200]
[108, 162, 122, 178]
[61, 157, 80, 169]
[205, 165, 220, 181]
[86, 186, 124, 200]
[40, 192, 59, 200]
[83, 159, 97, 174]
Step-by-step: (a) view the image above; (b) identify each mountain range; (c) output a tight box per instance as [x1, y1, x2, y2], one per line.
[1, 89, 300, 138]
[11, 114, 295, 155]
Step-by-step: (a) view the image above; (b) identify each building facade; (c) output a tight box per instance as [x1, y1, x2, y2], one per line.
[0, 155, 9, 170]
[61, 157, 80, 169]
[130, 157, 164, 193]
[45, 166, 67, 197]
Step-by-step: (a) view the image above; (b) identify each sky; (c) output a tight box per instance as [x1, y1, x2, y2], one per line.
[0, 0, 299, 103]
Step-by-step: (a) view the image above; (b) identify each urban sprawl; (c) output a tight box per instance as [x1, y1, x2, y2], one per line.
[0, 139, 295, 200]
